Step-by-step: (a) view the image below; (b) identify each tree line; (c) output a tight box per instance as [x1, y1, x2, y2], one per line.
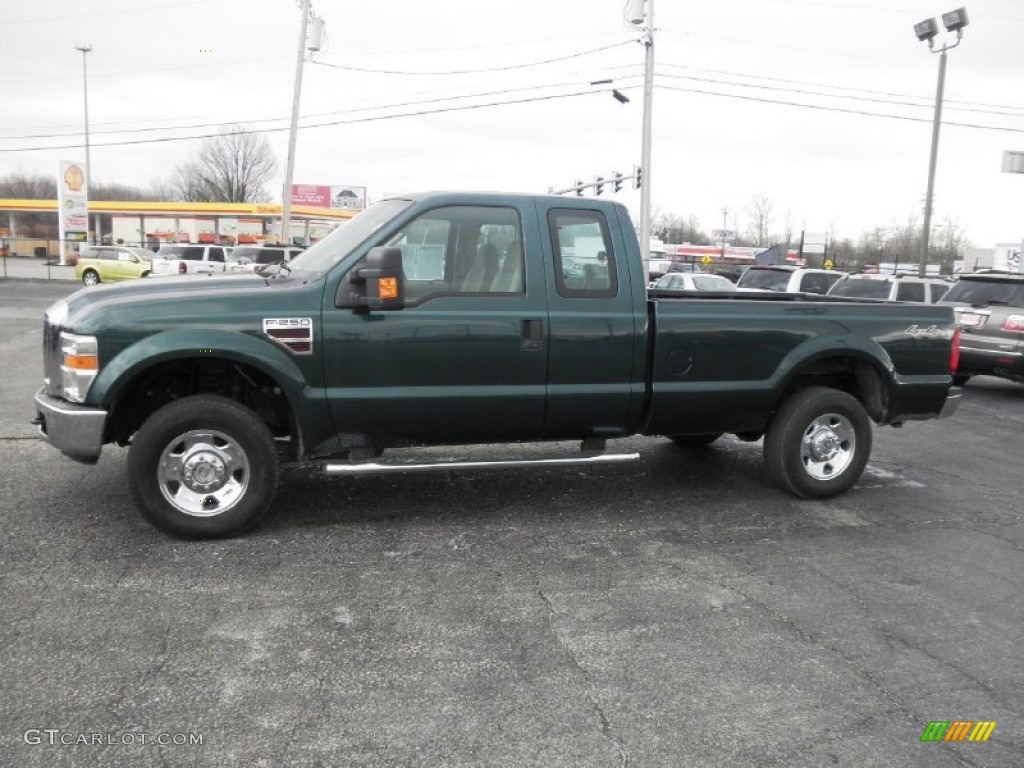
[652, 194, 971, 274]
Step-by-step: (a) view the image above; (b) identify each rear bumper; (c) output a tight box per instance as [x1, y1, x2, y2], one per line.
[958, 346, 1024, 377]
[33, 387, 107, 463]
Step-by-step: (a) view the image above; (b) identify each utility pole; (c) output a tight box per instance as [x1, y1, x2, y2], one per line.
[628, 0, 655, 280]
[281, 0, 311, 247]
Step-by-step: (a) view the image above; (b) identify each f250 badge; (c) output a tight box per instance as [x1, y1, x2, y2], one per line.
[262, 317, 313, 355]
[904, 324, 953, 340]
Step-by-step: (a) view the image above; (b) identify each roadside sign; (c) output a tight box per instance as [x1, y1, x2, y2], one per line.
[824, 259, 834, 270]
[700, 255, 713, 266]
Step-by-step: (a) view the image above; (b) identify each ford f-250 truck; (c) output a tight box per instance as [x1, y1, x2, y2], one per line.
[34, 192, 961, 538]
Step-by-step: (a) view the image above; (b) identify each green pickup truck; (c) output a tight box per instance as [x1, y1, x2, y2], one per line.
[34, 192, 961, 537]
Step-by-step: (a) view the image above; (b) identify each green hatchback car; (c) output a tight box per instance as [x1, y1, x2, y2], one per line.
[76, 246, 153, 286]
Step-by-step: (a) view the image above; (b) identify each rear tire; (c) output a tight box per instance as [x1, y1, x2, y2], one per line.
[127, 395, 279, 538]
[952, 374, 970, 386]
[82, 269, 99, 286]
[763, 387, 872, 499]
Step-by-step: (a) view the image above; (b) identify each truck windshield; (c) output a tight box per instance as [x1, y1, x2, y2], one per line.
[286, 199, 412, 275]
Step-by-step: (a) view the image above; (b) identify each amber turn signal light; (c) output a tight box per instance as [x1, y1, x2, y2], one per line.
[379, 277, 399, 300]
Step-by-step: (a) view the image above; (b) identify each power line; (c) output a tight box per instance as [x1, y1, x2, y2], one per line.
[0, 75, 644, 141]
[658, 83, 1024, 133]
[658, 62, 1024, 115]
[0, 88, 625, 153]
[656, 70, 1024, 119]
[308, 40, 636, 76]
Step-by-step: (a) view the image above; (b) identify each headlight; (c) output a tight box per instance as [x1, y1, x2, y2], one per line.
[60, 331, 99, 403]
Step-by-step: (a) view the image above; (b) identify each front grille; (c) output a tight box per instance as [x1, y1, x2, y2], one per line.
[43, 319, 61, 396]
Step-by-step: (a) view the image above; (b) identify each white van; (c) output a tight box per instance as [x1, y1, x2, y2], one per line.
[736, 266, 844, 294]
[827, 274, 952, 303]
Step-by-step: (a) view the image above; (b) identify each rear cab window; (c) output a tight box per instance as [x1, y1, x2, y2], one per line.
[547, 209, 617, 298]
[896, 282, 926, 302]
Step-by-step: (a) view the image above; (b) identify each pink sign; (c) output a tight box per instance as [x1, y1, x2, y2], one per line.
[290, 184, 330, 208]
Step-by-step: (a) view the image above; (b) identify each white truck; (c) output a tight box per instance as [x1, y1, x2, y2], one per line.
[150, 244, 233, 276]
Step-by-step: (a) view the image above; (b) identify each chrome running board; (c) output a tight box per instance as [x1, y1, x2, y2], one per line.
[324, 451, 640, 476]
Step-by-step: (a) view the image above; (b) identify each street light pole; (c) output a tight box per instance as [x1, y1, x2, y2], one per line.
[281, 0, 311, 247]
[914, 7, 968, 277]
[75, 44, 93, 243]
[919, 49, 947, 278]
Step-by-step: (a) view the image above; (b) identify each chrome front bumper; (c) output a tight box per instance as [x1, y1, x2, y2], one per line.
[939, 386, 961, 419]
[33, 387, 107, 463]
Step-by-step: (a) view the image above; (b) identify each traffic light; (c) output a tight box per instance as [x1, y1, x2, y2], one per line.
[634, 165, 642, 189]
[595, 176, 605, 196]
[575, 180, 584, 197]
[613, 172, 623, 193]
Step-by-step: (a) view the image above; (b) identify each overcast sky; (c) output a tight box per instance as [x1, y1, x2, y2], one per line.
[2, 0, 1022, 246]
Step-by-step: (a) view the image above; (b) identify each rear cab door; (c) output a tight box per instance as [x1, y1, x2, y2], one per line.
[535, 199, 646, 438]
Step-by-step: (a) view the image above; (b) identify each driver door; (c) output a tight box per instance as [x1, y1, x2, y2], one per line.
[321, 202, 549, 447]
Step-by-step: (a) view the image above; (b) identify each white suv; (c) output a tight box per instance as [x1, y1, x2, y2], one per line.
[736, 266, 844, 294]
[827, 274, 952, 303]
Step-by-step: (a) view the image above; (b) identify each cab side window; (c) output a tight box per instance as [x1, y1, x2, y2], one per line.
[208, 247, 225, 263]
[385, 205, 524, 304]
[548, 209, 617, 298]
[183, 247, 205, 261]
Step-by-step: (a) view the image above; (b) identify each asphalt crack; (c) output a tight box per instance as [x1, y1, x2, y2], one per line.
[533, 579, 628, 768]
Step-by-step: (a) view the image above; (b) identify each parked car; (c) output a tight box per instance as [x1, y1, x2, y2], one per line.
[151, 244, 233, 276]
[75, 246, 153, 286]
[651, 272, 736, 292]
[226, 245, 305, 275]
[828, 273, 952, 303]
[736, 266, 844, 294]
[939, 270, 1024, 385]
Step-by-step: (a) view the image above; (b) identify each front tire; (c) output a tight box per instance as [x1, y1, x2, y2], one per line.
[127, 395, 279, 538]
[82, 269, 99, 286]
[763, 386, 872, 499]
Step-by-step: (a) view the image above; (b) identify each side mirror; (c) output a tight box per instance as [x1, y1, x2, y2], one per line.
[336, 246, 405, 311]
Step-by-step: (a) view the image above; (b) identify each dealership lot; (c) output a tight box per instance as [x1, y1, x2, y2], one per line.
[1, 280, 1021, 767]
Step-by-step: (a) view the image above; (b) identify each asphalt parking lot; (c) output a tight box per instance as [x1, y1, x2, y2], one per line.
[1, 279, 1021, 767]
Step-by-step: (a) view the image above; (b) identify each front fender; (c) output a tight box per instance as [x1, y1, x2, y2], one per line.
[86, 329, 331, 452]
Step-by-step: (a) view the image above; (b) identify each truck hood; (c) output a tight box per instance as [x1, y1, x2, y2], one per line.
[50, 274, 318, 334]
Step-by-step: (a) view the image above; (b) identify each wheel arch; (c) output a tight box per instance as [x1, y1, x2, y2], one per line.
[774, 337, 896, 424]
[92, 329, 315, 457]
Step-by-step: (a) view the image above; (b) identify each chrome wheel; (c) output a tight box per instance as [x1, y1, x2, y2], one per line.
[157, 429, 250, 517]
[800, 412, 855, 480]
[83, 270, 99, 286]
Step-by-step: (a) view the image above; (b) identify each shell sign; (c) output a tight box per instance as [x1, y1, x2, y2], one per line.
[58, 160, 89, 265]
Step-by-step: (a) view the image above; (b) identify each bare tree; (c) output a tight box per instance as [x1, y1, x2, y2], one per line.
[0, 170, 58, 237]
[745, 194, 774, 246]
[171, 161, 212, 203]
[176, 125, 277, 203]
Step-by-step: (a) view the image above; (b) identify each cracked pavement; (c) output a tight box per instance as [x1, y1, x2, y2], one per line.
[1, 280, 1021, 767]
